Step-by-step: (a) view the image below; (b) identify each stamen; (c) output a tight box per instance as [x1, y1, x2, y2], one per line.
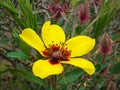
[42, 43, 71, 65]
[60, 42, 62, 44]
[52, 41, 54, 44]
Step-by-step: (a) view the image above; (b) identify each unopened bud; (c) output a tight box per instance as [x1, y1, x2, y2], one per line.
[78, 3, 91, 25]
[99, 33, 112, 56]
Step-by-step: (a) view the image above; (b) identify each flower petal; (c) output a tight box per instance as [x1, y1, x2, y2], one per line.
[42, 21, 65, 47]
[32, 59, 64, 79]
[19, 28, 45, 55]
[65, 36, 95, 57]
[61, 58, 95, 75]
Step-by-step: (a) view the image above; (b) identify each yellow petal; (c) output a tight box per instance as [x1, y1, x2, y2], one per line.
[65, 36, 95, 57]
[32, 60, 64, 79]
[61, 58, 95, 75]
[42, 21, 65, 47]
[19, 28, 45, 55]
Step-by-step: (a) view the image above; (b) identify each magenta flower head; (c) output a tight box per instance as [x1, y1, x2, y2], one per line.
[99, 33, 112, 56]
[47, 2, 69, 22]
[78, 3, 91, 25]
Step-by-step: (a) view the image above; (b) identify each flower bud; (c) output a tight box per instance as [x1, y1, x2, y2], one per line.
[78, 3, 91, 25]
[99, 33, 112, 56]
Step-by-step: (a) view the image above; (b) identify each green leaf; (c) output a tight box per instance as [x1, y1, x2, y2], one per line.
[79, 87, 85, 90]
[13, 31, 20, 44]
[111, 62, 120, 74]
[9, 69, 45, 85]
[81, 16, 99, 35]
[0, 0, 26, 28]
[93, 0, 120, 39]
[96, 75, 106, 89]
[57, 68, 84, 85]
[19, 40, 30, 56]
[0, 1, 19, 16]
[71, 0, 81, 7]
[6, 0, 15, 8]
[18, 0, 38, 32]
[7, 51, 28, 59]
[75, 25, 86, 35]
[97, 63, 107, 73]
[112, 33, 120, 41]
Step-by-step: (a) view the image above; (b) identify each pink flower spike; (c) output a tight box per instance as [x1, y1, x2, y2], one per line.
[47, 2, 69, 22]
[78, 3, 91, 25]
[99, 33, 112, 56]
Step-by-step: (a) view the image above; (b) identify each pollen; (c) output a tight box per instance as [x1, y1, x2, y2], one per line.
[42, 43, 71, 64]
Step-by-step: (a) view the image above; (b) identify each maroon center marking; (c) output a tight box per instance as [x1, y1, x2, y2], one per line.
[42, 44, 71, 64]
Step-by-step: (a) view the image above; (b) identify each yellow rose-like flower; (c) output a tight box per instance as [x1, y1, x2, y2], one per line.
[19, 21, 95, 79]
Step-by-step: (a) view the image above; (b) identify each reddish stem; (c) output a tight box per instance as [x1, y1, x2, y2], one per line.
[51, 76, 57, 90]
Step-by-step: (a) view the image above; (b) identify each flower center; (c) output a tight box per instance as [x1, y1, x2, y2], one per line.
[42, 43, 71, 64]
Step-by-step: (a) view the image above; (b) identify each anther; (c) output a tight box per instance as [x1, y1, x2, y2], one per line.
[65, 47, 68, 49]
[52, 41, 54, 43]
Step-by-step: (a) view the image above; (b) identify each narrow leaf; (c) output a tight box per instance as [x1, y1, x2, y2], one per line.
[111, 62, 120, 74]
[71, 0, 81, 7]
[19, 40, 30, 56]
[0, 1, 18, 15]
[7, 51, 28, 59]
[9, 69, 45, 85]
[57, 68, 84, 85]
[81, 16, 99, 35]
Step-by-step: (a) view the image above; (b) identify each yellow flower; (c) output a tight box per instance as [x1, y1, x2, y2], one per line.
[19, 21, 95, 79]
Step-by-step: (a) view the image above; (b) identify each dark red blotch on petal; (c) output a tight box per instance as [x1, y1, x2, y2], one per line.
[42, 44, 71, 65]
